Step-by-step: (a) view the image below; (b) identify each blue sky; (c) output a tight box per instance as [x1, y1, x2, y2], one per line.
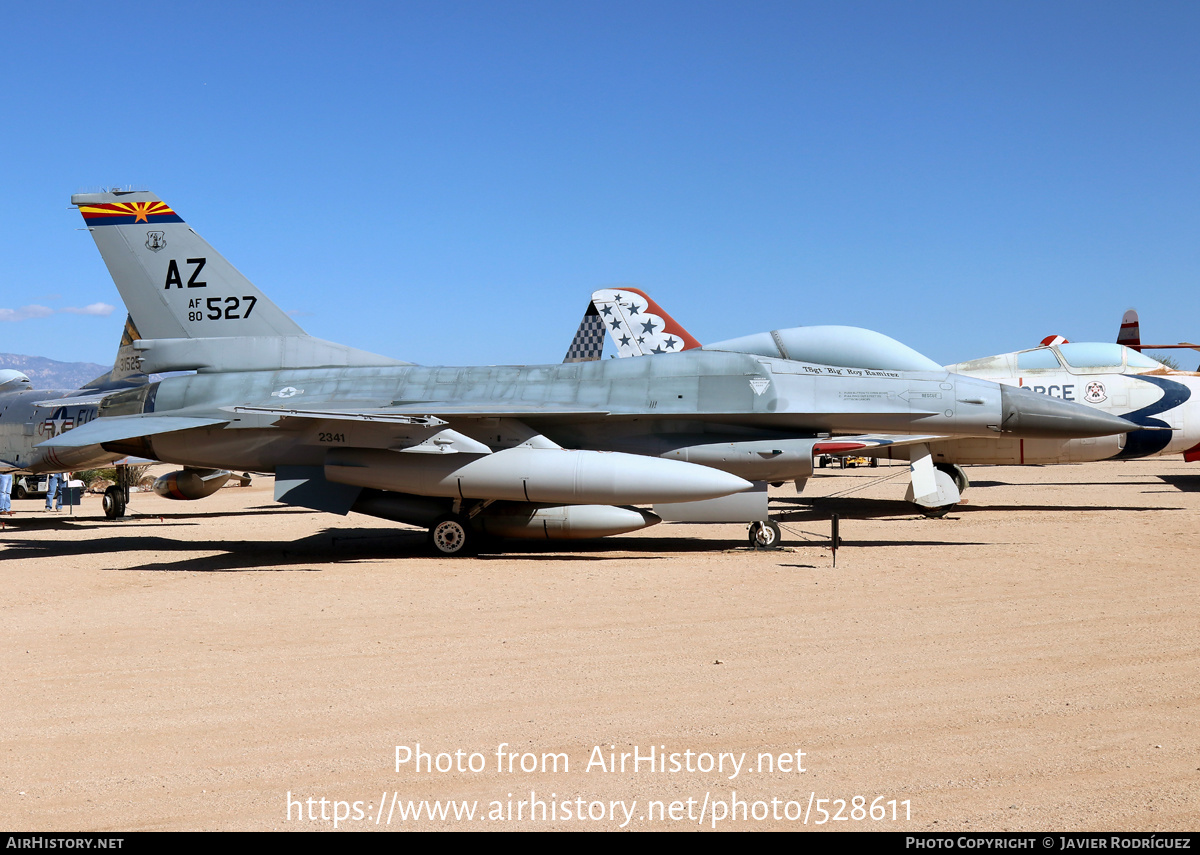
[2, 1, 1198, 367]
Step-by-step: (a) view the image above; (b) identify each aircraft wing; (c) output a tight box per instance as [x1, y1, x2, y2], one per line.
[227, 403, 612, 421]
[34, 402, 609, 450]
[35, 415, 231, 448]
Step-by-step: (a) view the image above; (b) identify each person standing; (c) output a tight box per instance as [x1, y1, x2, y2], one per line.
[0, 472, 12, 514]
[45, 473, 63, 512]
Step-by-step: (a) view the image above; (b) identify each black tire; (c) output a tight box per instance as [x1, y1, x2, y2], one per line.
[14, 485, 27, 500]
[428, 515, 474, 556]
[748, 519, 783, 549]
[921, 504, 956, 519]
[103, 485, 126, 520]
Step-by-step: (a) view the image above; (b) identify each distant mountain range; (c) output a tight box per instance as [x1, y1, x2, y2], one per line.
[0, 353, 109, 390]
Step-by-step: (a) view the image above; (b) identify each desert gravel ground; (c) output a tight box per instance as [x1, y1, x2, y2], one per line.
[0, 459, 1196, 831]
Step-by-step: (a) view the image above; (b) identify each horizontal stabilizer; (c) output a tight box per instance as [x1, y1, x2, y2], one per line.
[36, 415, 229, 448]
[34, 391, 123, 409]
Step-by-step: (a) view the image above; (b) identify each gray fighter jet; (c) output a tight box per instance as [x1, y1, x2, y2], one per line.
[0, 317, 232, 516]
[43, 190, 1138, 553]
[0, 316, 149, 514]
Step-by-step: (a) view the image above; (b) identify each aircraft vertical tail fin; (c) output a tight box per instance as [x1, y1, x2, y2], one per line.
[81, 314, 149, 390]
[563, 302, 606, 363]
[563, 288, 701, 362]
[1118, 308, 1141, 349]
[72, 190, 306, 341]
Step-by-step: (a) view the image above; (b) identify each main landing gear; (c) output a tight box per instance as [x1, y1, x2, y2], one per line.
[919, 464, 970, 518]
[102, 463, 134, 520]
[428, 514, 474, 556]
[748, 519, 782, 549]
[102, 485, 126, 520]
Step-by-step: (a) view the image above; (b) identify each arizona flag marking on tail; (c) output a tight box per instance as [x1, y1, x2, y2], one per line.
[78, 200, 184, 226]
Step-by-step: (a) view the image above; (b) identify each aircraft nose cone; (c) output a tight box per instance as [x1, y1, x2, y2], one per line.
[999, 385, 1141, 438]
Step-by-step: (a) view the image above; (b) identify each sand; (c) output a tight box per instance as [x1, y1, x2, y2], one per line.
[1, 459, 1196, 831]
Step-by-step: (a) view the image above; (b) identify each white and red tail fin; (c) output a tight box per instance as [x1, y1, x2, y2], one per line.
[1117, 308, 1141, 349]
[563, 288, 701, 362]
[1039, 334, 1069, 346]
[1114, 307, 1200, 357]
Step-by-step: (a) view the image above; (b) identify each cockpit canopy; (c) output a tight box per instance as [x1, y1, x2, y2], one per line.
[950, 343, 1166, 377]
[704, 325, 944, 372]
[0, 369, 32, 391]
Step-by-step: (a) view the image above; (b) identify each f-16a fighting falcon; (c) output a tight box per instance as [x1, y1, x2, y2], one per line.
[42, 190, 1138, 553]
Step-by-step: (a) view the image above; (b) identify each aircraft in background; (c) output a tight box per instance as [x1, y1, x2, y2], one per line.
[1114, 308, 1200, 370]
[0, 317, 231, 517]
[0, 316, 149, 516]
[926, 341, 1199, 479]
[44, 191, 1135, 552]
[931, 309, 1200, 481]
[566, 291, 1193, 511]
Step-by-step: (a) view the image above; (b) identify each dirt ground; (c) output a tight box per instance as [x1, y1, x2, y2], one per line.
[0, 459, 1196, 831]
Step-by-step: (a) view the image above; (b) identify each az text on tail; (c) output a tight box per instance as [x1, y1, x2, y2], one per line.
[73, 190, 304, 341]
[73, 190, 400, 373]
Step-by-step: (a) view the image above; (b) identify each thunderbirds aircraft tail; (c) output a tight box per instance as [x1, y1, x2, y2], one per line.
[563, 287, 701, 362]
[71, 190, 401, 375]
[564, 288, 942, 371]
